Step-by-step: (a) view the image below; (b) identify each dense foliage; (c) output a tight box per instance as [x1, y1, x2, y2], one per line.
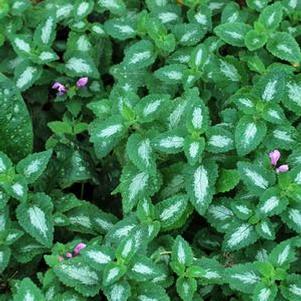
[1, 0, 301, 300]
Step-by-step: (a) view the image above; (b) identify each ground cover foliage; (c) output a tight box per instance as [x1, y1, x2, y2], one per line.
[1, 0, 301, 300]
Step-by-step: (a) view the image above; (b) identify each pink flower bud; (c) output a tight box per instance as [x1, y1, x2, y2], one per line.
[73, 243, 86, 255]
[66, 252, 73, 258]
[269, 150, 281, 166]
[76, 77, 89, 88]
[52, 82, 67, 95]
[276, 164, 289, 173]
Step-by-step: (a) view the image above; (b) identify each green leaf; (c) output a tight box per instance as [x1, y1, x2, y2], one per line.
[0, 152, 12, 174]
[206, 126, 234, 153]
[246, 0, 268, 11]
[126, 134, 156, 173]
[245, 30, 267, 51]
[186, 161, 218, 215]
[156, 194, 190, 231]
[103, 281, 131, 301]
[33, 14, 57, 47]
[261, 103, 287, 125]
[128, 256, 162, 281]
[47, 121, 73, 135]
[64, 52, 99, 78]
[98, 0, 126, 15]
[184, 137, 205, 166]
[257, 187, 288, 217]
[104, 18, 136, 40]
[10, 35, 32, 58]
[14, 61, 42, 92]
[16, 150, 52, 184]
[235, 116, 267, 156]
[3, 175, 28, 202]
[283, 79, 301, 115]
[13, 278, 45, 301]
[258, 2, 283, 31]
[216, 169, 240, 193]
[267, 32, 301, 63]
[226, 263, 261, 293]
[153, 130, 185, 154]
[281, 205, 301, 233]
[252, 282, 277, 301]
[214, 22, 251, 47]
[154, 64, 186, 84]
[89, 115, 126, 158]
[123, 40, 156, 70]
[136, 283, 170, 301]
[195, 257, 224, 284]
[81, 245, 114, 272]
[176, 277, 197, 301]
[53, 257, 102, 297]
[0, 246, 10, 273]
[16, 193, 54, 247]
[103, 262, 127, 286]
[173, 23, 205, 46]
[237, 161, 275, 195]
[269, 240, 295, 267]
[135, 93, 170, 123]
[268, 125, 297, 150]
[281, 274, 301, 301]
[171, 236, 193, 270]
[223, 222, 258, 251]
[256, 220, 275, 240]
[74, 0, 94, 19]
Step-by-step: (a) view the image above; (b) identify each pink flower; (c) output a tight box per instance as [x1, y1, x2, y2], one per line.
[269, 150, 281, 166]
[52, 82, 67, 95]
[66, 252, 73, 259]
[276, 164, 289, 173]
[73, 243, 86, 255]
[76, 77, 89, 88]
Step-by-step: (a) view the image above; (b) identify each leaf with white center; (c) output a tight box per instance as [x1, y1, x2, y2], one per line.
[104, 19, 136, 40]
[171, 236, 193, 270]
[98, 0, 126, 15]
[104, 281, 131, 301]
[258, 187, 288, 217]
[16, 193, 53, 247]
[11, 35, 32, 57]
[81, 245, 114, 271]
[253, 71, 285, 103]
[16, 150, 52, 184]
[4, 175, 27, 202]
[189, 44, 209, 70]
[270, 240, 295, 268]
[226, 263, 261, 293]
[14, 62, 41, 92]
[206, 126, 234, 153]
[33, 15, 57, 47]
[103, 262, 127, 286]
[253, 283, 277, 301]
[64, 53, 99, 78]
[0, 152, 12, 174]
[186, 101, 209, 134]
[267, 32, 301, 63]
[176, 277, 197, 301]
[219, 59, 241, 82]
[54, 258, 102, 297]
[173, 23, 205, 46]
[154, 64, 186, 84]
[223, 222, 258, 251]
[13, 277, 45, 301]
[184, 137, 205, 166]
[89, 115, 126, 158]
[230, 200, 253, 220]
[74, 0, 94, 18]
[284, 79, 301, 115]
[129, 256, 162, 281]
[123, 40, 156, 70]
[126, 134, 156, 173]
[256, 220, 275, 240]
[4, 228, 23, 245]
[156, 194, 190, 231]
[206, 200, 234, 232]
[246, 0, 268, 11]
[0, 246, 10, 273]
[269, 125, 296, 150]
[262, 103, 287, 125]
[282, 206, 301, 233]
[186, 162, 218, 215]
[281, 274, 301, 301]
[36, 49, 59, 64]
[245, 29, 268, 51]
[214, 22, 251, 47]
[136, 283, 170, 301]
[235, 116, 267, 156]
[153, 130, 185, 154]
[237, 161, 275, 195]
[259, 2, 283, 31]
